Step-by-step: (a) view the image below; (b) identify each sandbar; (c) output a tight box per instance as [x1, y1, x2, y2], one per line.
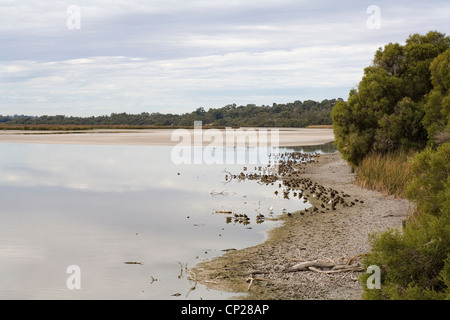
[0, 128, 334, 147]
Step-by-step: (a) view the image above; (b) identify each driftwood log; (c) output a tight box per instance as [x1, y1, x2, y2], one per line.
[283, 254, 365, 274]
[284, 260, 335, 272]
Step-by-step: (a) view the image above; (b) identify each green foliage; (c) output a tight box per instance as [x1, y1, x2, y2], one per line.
[336, 31, 450, 300]
[406, 143, 450, 216]
[402, 31, 450, 101]
[361, 211, 450, 299]
[374, 97, 426, 152]
[360, 143, 450, 300]
[331, 95, 375, 166]
[422, 49, 450, 145]
[355, 150, 413, 198]
[332, 31, 450, 166]
[0, 99, 338, 129]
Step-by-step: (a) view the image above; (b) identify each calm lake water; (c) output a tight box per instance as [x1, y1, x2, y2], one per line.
[0, 142, 335, 300]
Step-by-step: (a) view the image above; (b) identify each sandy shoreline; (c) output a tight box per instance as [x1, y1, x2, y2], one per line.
[192, 152, 413, 300]
[0, 128, 334, 147]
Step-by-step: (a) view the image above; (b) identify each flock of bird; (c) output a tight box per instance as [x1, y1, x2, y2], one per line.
[225, 212, 266, 225]
[221, 151, 363, 225]
[224, 151, 319, 184]
[280, 175, 363, 215]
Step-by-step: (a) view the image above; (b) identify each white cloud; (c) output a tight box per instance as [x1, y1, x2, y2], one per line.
[0, 43, 373, 115]
[0, 0, 449, 115]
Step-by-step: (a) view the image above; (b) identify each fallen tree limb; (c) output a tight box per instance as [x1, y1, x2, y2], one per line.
[283, 255, 366, 274]
[346, 253, 366, 265]
[247, 277, 254, 291]
[283, 260, 335, 272]
[246, 276, 270, 291]
[309, 265, 364, 274]
[332, 263, 361, 270]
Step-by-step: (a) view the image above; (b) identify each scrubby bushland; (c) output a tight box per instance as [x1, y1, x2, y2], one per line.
[332, 31, 450, 299]
[360, 143, 450, 300]
[332, 31, 450, 166]
[422, 48, 450, 146]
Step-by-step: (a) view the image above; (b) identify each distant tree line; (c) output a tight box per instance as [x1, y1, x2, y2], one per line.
[0, 99, 339, 128]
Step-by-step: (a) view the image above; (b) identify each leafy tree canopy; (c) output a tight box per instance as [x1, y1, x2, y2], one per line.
[332, 31, 450, 166]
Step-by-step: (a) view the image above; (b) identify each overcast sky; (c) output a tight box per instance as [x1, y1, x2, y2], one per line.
[0, 0, 449, 116]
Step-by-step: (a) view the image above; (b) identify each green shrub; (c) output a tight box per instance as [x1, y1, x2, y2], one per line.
[406, 143, 450, 216]
[360, 143, 450, 299]
[423, 48, 450, 145]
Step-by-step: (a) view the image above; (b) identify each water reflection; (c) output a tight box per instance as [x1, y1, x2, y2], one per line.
[0, 142, 335, 300]
[286, 141, 336, 153]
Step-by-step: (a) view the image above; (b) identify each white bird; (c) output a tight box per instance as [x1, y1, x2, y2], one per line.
[282, 208, 287, 214]
[268, 206, 274, 213]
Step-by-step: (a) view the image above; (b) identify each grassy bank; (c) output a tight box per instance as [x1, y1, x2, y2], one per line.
[358, 143, 450, 299]
[355, 150, 415, 198]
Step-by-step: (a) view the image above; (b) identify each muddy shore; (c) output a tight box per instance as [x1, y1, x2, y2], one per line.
[0, 128, 334, 147]
[192, 151, 413, 300]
